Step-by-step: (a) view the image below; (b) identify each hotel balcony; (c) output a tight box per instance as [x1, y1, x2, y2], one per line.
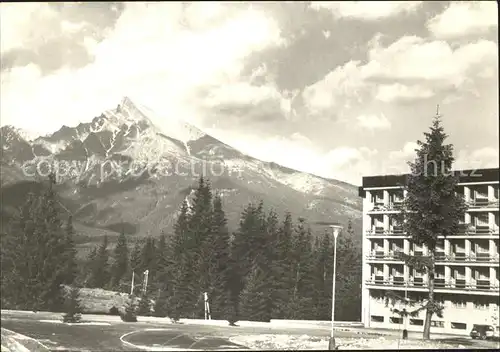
[365, 224, 499, 237]
[365, 276, 500, 294]
[365, 226, 405, 237]
[467, 198, 500, 209]
[366, 251, 499, 265]
[368, 202, 404, 213]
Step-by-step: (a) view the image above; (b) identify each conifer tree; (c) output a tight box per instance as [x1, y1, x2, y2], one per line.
[62, 285, 83, 323]
[88, 235, 110, 288]
[189, 176, 213, 315]
[154, 233, 172, 296]
[130, 240, 142, 294]
[169, 200, 196, 320]
[312, 230, 332, 320]
[110, 228, 129, 290]
[289, 218, 315, 319]
[61, 216, 78, 286]
[153, 289, 169, 317]
[390, 112, 467, 339]
[335, 219, 362, 321]
[206, 192, 232, 320]
[271, 212, 294, 318]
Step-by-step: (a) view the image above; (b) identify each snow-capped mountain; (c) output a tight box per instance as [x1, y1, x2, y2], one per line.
[0, 97, 362, 252]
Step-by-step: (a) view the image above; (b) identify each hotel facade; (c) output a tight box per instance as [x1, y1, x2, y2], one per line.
[358, 168, 499, 335]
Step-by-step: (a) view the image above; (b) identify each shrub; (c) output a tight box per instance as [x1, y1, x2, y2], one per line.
[120, 295, 138, 322]
[109, 306, 120, 316]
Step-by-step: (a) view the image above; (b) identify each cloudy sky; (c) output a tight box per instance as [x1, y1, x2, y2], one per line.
[1, 1, 498, 185]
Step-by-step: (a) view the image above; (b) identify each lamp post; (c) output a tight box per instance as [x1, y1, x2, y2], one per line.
[329, 224, 343, 350]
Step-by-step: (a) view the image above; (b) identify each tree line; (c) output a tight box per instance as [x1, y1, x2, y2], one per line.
[1, 175, 362, 323]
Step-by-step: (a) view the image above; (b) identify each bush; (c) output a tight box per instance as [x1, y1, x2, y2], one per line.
[137, 293, 151, 317]
[120, 295, 138, 322]
[109, 306, 120, 316]
[62, 286, 83, 323]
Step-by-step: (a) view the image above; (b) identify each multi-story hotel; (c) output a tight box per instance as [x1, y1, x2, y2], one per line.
[358, 168, 499, 335]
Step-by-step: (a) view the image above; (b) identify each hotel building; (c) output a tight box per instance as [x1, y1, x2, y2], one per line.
[358, 168, 499, 335]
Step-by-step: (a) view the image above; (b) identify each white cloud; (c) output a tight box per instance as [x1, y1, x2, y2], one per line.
[362, 36, 498, 87]
[0, 3, 287, 134]
[310, 1, 422, 20]
[0, 3, 57, 53]
[389, 141, 419, 161]
[302, 60, 369, 117]
[375, 83, 434, 103]
[454, 147, 500, 170]
[302, 35, 498, 115]
[356, 114, 391, 130]
[427, 1, 498, 39]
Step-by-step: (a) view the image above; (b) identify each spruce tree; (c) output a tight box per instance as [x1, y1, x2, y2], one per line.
[312, 230, 332, 320]
[153, 289, 169, 317]
[391, 112, 467, 339]
[169, 200, 196, 320]
[189, 176, 214, 316]
[61, 216, 78, 286]
[272, 212, 294, 318]
[289, 218, 315, 319]
[88, 235, 110, 288]
[206, 192, 232, 320]
[335, 219, 362, 321]
[110, 228, 129, 290]
[62, 285, 83, 323]
[129, 240, 142, 294]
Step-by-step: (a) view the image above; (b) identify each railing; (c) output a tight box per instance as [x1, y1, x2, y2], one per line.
[366, 252, 499, 263]
[467, 199, 499, 208]
[369, 202, 404, 212]
[365, 225, 499, 236]
[365, 278, 500, 291]
[366, 228, 405, 236]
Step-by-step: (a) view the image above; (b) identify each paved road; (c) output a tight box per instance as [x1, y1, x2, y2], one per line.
[2, 311, 497, 351]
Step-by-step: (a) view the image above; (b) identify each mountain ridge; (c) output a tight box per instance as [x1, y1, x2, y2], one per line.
[0, 97, 362, 255]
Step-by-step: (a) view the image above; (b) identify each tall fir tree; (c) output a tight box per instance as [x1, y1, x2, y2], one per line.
[271, 212, 294, 318]
[110, 228, 129, 290]
[1, 174, 74, 312]
[189, 176, 214, 317]
[312, 230, 333, 320]
[205, 192, 233, 320]
[61, 215, 78, 286]
[390, 112, 467, 339]
[335, 219, 362, 321]
[169, 200, 197, 320]
[88, 235, 110, 289]
[288, 218, 315, 319]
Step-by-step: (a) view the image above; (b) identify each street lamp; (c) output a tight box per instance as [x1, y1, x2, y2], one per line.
[329, 224, 343, 350]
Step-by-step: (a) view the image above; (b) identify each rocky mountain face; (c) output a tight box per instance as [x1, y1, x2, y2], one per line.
[0, 97, 362, 254]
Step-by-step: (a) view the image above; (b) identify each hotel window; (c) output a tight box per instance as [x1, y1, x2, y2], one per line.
[410, 319, 424, 326]
[474, 213, 489, 227]
[474, 301, 489, 310]
[451, 322, 467, 330]
[453, 268, 466, 280]
[372, 192, 384, 204]
[431, 321, 445, 328]
[371, 315, 384, 323]
[474, 268, 489, 281]
[452, 241, 465, 254]
[372, 217, 384, 230]
[474, 186, 488, 200]
[390, 317, 403, 324]
[452, 299, 467, 309]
